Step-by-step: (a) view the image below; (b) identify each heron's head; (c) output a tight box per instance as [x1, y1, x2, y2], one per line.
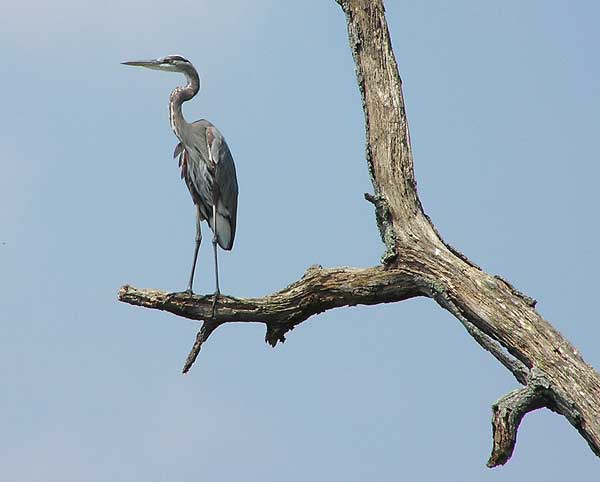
[121, 55, 193, 73]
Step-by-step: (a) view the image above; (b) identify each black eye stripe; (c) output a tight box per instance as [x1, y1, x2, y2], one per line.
[168, 55, 189, 63]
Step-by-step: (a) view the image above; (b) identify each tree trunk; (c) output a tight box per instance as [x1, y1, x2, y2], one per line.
[118, 0, 600, 467]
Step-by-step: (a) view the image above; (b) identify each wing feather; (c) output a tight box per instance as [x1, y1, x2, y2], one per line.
[175, 121, 238, 250]
[216, 141, 238, 249]
[173, 142, 184, 159]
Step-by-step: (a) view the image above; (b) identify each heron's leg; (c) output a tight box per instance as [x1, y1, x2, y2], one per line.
[186, 205, 202, 295]
[211, 204, 220, 318]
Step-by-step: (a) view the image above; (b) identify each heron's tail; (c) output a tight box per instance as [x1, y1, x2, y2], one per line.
[208, 212, 234, 250]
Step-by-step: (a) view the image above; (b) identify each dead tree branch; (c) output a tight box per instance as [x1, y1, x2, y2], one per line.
[119, 0, 600, 466]
[487, 369, 555, 467]
[119, 265, 422, 371]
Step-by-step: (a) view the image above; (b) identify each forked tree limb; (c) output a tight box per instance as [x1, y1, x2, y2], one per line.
[119, 265, 526, 381]
[487, 369, 556, 467]
[119, 0, 600, 466]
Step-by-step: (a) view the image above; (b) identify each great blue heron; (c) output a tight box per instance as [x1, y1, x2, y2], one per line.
[122, 55, 238, 316]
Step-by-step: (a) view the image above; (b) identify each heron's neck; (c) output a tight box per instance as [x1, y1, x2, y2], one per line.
[169, 69, 200, 139]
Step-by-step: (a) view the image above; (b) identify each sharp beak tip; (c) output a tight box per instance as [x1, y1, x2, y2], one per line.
[121, 60, 151, 67]
[121, 59, 163, 70]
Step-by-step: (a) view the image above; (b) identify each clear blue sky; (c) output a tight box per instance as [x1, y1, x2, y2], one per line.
[1, 0, 599, 480]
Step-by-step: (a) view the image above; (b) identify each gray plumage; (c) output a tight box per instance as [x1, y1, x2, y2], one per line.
[123, 55, 238, 313]
[173, 119, 238, 250]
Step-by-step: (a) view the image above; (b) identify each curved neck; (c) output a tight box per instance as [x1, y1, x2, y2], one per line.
[169, 66, 200, 138]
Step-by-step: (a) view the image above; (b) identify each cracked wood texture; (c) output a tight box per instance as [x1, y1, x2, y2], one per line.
[119, 0, 600, 466]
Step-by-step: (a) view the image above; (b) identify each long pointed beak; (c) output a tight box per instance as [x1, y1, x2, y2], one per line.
[121, 59, 162, 69]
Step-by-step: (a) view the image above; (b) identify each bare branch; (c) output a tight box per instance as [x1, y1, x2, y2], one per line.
[430, 287, 530, 385]
[119, 265, 422, 370]
[182, 320, 222, 374]
[487, 371, 553, 467]
[119, 265, 420, 326]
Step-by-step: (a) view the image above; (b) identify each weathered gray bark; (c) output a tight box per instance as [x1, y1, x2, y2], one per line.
[118, 0, 600, 467]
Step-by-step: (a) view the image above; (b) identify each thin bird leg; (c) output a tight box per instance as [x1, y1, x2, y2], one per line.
[186, 205, 202, 295]
[211, 203, 220, 318]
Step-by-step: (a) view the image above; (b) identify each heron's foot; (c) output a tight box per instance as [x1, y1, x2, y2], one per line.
[185, 288, 194, 298]
[211, 290, 220, 319]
